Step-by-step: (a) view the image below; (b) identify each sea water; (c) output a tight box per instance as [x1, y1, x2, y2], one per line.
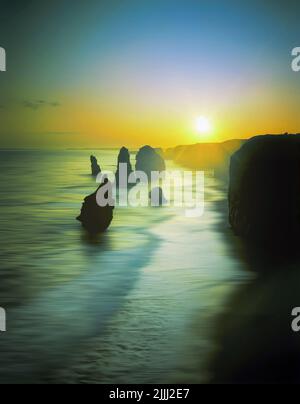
[0, 149, 253, 383]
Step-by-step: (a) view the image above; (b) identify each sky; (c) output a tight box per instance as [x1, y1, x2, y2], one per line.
[0, 0, 300, 148]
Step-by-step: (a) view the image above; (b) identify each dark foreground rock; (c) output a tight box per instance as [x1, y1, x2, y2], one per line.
[90, 155, 101, 176]
[136, 145, 166, 177]
[115, 147, 133, 187]
[77, 179, 114, 233]
[229, 134, 300, 244]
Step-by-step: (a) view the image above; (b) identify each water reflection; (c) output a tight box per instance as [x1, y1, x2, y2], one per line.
[207, 193, 300, 384]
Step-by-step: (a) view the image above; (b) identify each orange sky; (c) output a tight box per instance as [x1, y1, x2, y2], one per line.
[1, 0, 300, 149]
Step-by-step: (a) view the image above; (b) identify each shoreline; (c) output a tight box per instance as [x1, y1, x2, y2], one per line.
[55, 174, 254, 384]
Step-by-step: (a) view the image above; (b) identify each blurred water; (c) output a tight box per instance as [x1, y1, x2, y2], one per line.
[0, 149, 253, 383]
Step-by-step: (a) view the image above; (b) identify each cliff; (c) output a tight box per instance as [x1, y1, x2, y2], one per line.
[229, 134, 300, 245]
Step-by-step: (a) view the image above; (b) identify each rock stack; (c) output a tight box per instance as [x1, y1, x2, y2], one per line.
[77, 179, 114, 233]
[115, 147, 133, 187]
[90, 155, 101, 177]
[135, 146, 166, 178]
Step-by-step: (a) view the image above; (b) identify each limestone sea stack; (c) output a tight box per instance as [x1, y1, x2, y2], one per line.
[229, 134, 300, 245]
[115, 147, 133, 187]
[136, 146, 166, 177]
[77, 179, 114, 234]
[90, 155, 101, 177]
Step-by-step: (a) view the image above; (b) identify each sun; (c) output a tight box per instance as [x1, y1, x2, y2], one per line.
[195, 116, 212, 134]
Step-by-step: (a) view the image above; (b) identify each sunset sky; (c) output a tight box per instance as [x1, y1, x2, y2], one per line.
[0, 0, 300, 148]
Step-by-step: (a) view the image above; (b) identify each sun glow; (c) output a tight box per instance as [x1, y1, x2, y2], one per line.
[196, 116, 212, 134]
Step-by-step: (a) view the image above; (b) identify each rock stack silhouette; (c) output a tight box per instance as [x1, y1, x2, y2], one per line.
[136, 145, 166, 177]
[90, 155, 101, 177]
[115, 147, 133, 187]
[77, 178, 114, 234]
[229, 134, 300, 246]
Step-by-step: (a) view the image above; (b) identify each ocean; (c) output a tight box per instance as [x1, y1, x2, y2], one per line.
[0, 149, 254, 383]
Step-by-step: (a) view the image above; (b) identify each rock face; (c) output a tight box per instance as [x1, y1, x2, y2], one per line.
[136, 145, 166, 177]
[229, 134, 300, 244]
[115, 147, 133, 187]
[90, 155, 101, 176]
[77, 179, 114, 233]
[164, 140, 245, 176]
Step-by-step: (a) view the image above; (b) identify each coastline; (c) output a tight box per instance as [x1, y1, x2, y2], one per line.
[55, 174, 254, 384]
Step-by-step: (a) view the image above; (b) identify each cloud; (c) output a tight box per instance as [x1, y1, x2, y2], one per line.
[22, 100, 61, 110]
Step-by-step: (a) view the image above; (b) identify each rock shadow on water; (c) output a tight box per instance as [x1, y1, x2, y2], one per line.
[207, 257, 300, 384]
[201, 242, 300, 385]
[80, 230, 112, 249]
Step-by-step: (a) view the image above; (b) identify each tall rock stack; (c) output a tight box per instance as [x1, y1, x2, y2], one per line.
[115, 147, 133, 187]
[90, 155, 101, 177]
